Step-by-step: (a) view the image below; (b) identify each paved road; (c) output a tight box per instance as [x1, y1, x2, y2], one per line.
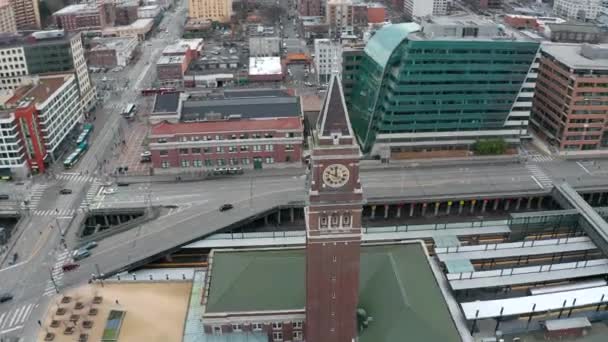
[0, 2, 188, 340]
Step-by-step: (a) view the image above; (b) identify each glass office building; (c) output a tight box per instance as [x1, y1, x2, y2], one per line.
[348, 18, 540, 158]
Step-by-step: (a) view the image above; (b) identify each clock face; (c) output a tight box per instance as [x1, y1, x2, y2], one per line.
[322, 164, 350, 188]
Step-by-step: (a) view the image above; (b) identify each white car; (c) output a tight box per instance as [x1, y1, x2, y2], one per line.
[102, 188, 117, 195]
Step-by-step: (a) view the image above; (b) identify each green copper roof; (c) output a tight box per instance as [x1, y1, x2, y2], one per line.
[364, 23, 421, 66]
[205, 243, 461, 342]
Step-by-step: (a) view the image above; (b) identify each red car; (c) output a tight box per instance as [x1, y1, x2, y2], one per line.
[62, 263, 80, 272]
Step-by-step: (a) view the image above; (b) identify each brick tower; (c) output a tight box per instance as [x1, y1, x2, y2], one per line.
[305, 74, 363, 342]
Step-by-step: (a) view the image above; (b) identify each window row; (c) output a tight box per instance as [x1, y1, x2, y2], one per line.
[160, 157, 278, 168]
[164, 131, 298, 143]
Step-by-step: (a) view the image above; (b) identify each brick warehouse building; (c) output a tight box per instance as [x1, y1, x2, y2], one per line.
[148, 88, 305, 172]
[198, 75, 462, 342]
[530, 43, 608, 153]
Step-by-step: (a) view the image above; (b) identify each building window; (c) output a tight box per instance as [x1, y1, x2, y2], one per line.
[213, 326, 221, 335]
[216, 146, 223, 153]
[253, 145, 262, 151]
[272, 332, 283, 341]
[232, 324, 241, 331]
[252, 323, 263, 330]
[179, 148, 189, 155]
[342, 215, 350, 226]
[265, 157, 274, 164]
[265, 144, 274, 151]
[161, 161, 169, 168]
[241, 158, 250, 165]
[320, 216, 328, 228]
[193, 160, 202, 167]
[285, 144, 294, 151]
[204, 159, 214, 166]
[181, 160, 190, 168]
[230, 158, 238, 165]
[203, 147, 211, 153]
[293, 321, 303, 329]
[192, 148, 201, 154]
[217, 159, 225, 166]
[159, 150, 168, 156]
[331, 215, 339, 227]
[228, 146, 236, 153]
[272, 322, 282, 330]
[240, 145, 248, 151]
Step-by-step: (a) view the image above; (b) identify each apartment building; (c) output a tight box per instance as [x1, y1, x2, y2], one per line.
[0, 0, 16, 33]
[8, 0, 40, 30]
[53, 4, 102, 32]
[188, 0, 232, 23]
[531, 43, 608, 152]
[314, 39, 342, 84]
[553, 0, 602, 21]
[404, 0, 447, 21]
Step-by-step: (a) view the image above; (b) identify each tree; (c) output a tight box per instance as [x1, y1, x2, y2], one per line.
[472, 139, 507, 155]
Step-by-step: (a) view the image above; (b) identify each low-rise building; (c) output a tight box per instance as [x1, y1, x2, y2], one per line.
[553, 0, 602, 21]
[546, 22, 603, 43]
[249, 37, 281, 57]
[115, 1, 139, 26]
[0, 74, 82, 177]
[366, 3, 386, 24]
[102, 18, 154, 41]
[53, 4, 101, 32]
[157, 55, 188, 85]
[88, 36, 138, 67]
[0, 0, 16, 33]
[138, 5, 162, 19]
[188, 0, 232, 23]
[314, 39, 342, 85]
[148, 89, 303, 172]
[248, 57, 283, 82]
[531, 43, 608, 153]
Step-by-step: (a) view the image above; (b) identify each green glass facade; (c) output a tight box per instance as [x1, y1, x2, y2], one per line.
[24, 42, 75, 75]
[348, 23, 540, 154]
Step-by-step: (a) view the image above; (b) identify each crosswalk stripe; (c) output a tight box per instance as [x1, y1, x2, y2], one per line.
[0, 312, 6, 329]
[16, 304, 33, 325]
[8, 306, 23, 327]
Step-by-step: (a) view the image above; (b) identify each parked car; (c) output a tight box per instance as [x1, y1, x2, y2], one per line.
[0, 293, 13, 303]
[0, 194, 9, 200]
[83, 241, 98, 250]
[228, 167, 244, 175]
[72, 249, 91, 261]
[219, 203, 234, 212]
[59, 189, 72, 195]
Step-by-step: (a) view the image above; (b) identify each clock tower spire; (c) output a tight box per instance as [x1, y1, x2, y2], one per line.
[305, 74, 363, 342]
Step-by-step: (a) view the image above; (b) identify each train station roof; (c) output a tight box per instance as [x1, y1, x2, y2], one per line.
[203, 243, 461, 342]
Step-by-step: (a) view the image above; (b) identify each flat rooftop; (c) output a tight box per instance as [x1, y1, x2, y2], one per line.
[157, 55, 185, 65]
[0, 31, 74, 49]
[152, 92, 180, 113]
[180, 96, 300, 121]
[248, 56, 282, 75]
[53, 3, 98, 15]
[542, 43, 608, 70]
[91, 37, 136, 51]
[413, 14, 534, 42]
[6, 75, 72, 106]
[204, 243, 462, 342]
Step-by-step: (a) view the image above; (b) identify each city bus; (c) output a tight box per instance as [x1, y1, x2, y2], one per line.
[75, 123, 94, 146]
[122, 103, 136, 118]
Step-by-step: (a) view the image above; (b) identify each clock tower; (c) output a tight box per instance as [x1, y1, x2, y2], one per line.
[305, 74, 363, 342]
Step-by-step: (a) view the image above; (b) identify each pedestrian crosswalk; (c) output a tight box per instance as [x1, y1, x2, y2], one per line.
[43, 249, 70, 297]
[526, 164, 553, 189]
[57, 172, 98, 184]
[82, 179, 103, 210]
[0, 302, 36, 333]
[31, 209, 78, 217]
[28, 184, 49, 209]
[527, 154, 555, 162]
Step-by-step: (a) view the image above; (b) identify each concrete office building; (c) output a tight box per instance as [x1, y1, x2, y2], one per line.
[403, 0, 447, 21]
[299, 0, 322, 16]
[553, 0, 602, 21]
[348, 18, 540, 158]
[530, 43, 608, 153]
[0, 0, 16, 33]
[88, 36, 138, 67]
[314, 38, 342, 84]
[8, 0, 40, 30]
[188, 0, 232, 23]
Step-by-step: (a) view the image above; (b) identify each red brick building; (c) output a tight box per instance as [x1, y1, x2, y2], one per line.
[531, 43, 608, 152]
[366, 4, 386, 24]
[53, 4, 102, 32]
[149, 117, 303, 171]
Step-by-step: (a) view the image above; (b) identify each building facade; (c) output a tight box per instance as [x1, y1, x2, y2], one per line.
[530, 43, 608, 153]
[299, 0, 322, 16]
[0, 73, 82, 177]
[404, 0, 447, 21]
[53, 4, 102, 32]
[88, 36, 138, 67]
[188, 0, 232, 23]
[149, 117, 303, 171]
[553, 0, 602, 21]
[102, 18, 154, 41]
[314, 39, 342, 84]
[341, 44, 364, 106]
[547, 23, 602, 43]
[348, 19, 540, 158]
[0, 0, 16, 33]
[8, 0, 40, 30]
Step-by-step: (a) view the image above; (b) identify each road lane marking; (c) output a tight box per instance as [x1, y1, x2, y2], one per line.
[531, 176, 544, 189]
[576, 161, 591, 174]
[17, 304, 33, 325]
[8, 306, 22, 327]
[0, 312, 6, 328]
